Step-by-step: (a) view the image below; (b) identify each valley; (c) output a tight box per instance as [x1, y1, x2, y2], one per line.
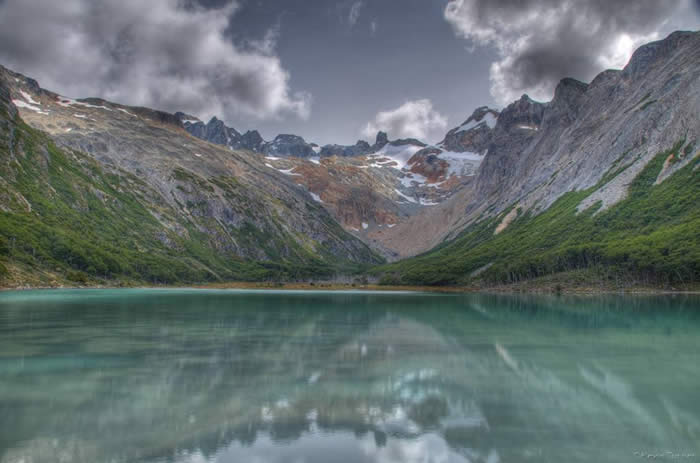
[0, 31, 698, 291]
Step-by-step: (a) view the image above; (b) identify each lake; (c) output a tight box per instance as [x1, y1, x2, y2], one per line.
[0, 289, 699, 463]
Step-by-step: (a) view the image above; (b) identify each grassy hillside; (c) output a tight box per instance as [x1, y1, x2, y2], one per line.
[374, 140, 700, 288]
[0, 105, 379, 287]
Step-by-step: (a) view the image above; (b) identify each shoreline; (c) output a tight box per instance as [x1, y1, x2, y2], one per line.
[1, 281, 699, 295]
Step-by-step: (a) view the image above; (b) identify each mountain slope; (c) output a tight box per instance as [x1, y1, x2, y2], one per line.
[376, 141, 699, 287]
[0, 31, 697, 289]
[179, 113, 495, 259]
[374, 31, 700, 287]
[0, 71, 381, 287]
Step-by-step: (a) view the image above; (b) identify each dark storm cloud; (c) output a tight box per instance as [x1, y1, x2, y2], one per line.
[444, 0, 685, 103]
[0, 0, 695, 145]
[0, 0, 310, 121]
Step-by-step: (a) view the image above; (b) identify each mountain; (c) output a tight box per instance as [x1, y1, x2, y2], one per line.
[0, 67, 381, 287]
[0, 31, 698, 289]
[374, 31, 700, 287]
[179, 111, 495, 259]
[176, 114, 265, 152]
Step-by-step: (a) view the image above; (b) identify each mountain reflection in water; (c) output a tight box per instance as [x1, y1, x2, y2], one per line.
[0, 290, 699, 463]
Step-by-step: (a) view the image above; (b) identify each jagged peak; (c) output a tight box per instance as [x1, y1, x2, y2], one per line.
[466, 106, 500, 122]
[389, 138, 427, 147]
[623, 30, 699, 79]
[375, 131, 389, 147]
[497, 92, 545, 131]
[243, 129, 261, 137]
[460, 106, 500, 130]
[273, 133, 307, 143]
[551, 78, 588, 105]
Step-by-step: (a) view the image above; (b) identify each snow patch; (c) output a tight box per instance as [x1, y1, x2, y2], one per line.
[265, 156, 281, 161]
[456, 112, 497, 132]
[309, 192, 323, 203]
[368, 143, 423, 169]
[439, 150, 483, 178]
[181, 119, 199, 124]
[12, 99, 49, 115]
[73, 113, 88, 119]
[440, 150, 482, 161]
[399, 172, 428, 187]
[117, 108, 136, 117]
[483, 112, 497, 128]
[56, 97, 75, 107]
[394, 188, 418, 204]
[311, 145, 321, 154]
[387, 224, 396, 228]
[194, 153, 203, 158]
[58, 97, 113, 111]
[309, 156, 321, 165]
[276, 167, 300, 176]
[19, 90, 40, 105]
[516, 124, 538, 131]
[72, 100, 112, 111]
[362, 222, 368, 229]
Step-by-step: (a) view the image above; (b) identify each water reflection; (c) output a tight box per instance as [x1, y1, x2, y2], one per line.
[0, 290, 699, 463]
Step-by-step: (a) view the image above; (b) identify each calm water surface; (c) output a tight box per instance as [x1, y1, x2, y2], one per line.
[0, 289, 699, 463]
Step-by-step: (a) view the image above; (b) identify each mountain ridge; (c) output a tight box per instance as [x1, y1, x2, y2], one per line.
[0, 30, 698, 288]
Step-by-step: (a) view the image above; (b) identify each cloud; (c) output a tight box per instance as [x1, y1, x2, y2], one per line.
[444, 0, 685, 105]
[362, 99, 447, 141]
[0, 0, 311, 121]
[348, 1, 363, 27]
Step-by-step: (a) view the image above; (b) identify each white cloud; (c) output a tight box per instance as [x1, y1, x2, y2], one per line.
[444, 0, 683, 105]
[348, 1, 363, 27]
[362, 99, 447, 142]
[0, 0, 311, 121]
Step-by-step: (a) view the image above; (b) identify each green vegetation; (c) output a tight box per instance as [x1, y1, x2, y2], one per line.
[0, 108, 378, 286]
[623, 92, 652, 114]
[375, 141, 699, 288]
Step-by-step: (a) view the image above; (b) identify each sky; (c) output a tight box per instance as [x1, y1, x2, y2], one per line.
[0, 0, 699, 145]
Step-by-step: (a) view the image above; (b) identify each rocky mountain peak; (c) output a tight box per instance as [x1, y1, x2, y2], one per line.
[623, 30, 698, 79]
[552, 78, 588, 103]
[374, 131, 389, 149]
[241, 130, 264, 152]
[547, 77, 589, 124]
[389, 138, 427, 148]
[498, 94, 545, 132]
[319, 139, 372, 158]
[263, 134, 315, 158]
[439, 106, 499, 153]
[273, 134, 306, 144]
[465, 106, 499, 126]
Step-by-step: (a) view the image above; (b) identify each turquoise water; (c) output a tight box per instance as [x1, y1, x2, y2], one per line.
[0, 289, 699, 462]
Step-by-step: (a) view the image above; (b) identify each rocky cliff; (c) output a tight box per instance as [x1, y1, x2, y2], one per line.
[0, 67, 382, 286]
[376, 31, 700, 285]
